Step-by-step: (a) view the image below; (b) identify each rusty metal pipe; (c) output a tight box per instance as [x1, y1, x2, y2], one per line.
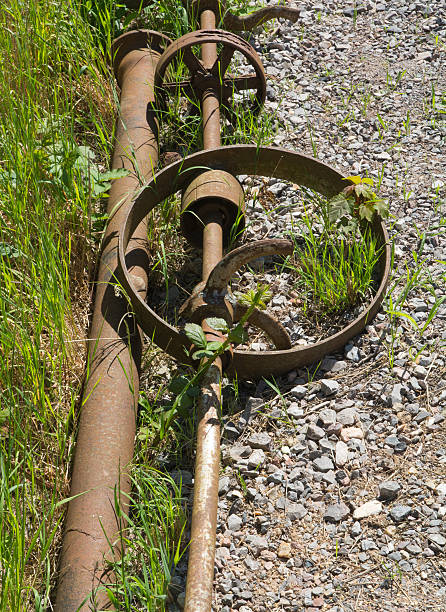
[184, 359, 222, 612]
[183, 10, 226, 609]
[54, 30, 169, 611]
[202, 211, 224, 282]
[200, 8, 221, 149]
[185, 191, 224, 612]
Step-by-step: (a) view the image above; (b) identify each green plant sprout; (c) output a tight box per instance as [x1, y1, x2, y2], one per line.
[328, 175, 389, 226]
[152, 283, 272, 440]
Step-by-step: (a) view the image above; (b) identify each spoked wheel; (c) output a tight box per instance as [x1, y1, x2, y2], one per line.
[118, 145, 391, 379]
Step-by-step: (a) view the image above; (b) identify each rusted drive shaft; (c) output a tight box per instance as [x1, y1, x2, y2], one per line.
[184, 358, 222, 611]
[201, 7, 221, 150]
[184, 7, 226, 611]
[54, 31, 169, 611]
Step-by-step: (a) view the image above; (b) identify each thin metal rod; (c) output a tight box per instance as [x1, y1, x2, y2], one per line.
[201, 9, 221, 149]
[202, 213, 224, 282]
[54, 31, 166, 611]
[184, 358, 222, 612]
[184, 11, 225, 604]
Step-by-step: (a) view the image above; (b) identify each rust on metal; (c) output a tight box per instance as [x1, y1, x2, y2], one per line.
[184, 359, 222, 612]
[179, 279, 234, 326]
[187, 0, 301, 31]
[154, 29, 267, 114]
[181, 169, 245, 247]
[204, 238, 293, 294]
[59, 2, 391, 610]
[117, 145, 391, 379]
[200, 9, 221, 150]
[233, 303, 292, 350]
[54, 30, 170, 611]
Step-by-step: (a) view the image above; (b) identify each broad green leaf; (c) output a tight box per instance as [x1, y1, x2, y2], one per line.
[191, 349, 213, 360]
[100, 168, 129, 181]
[0, 243, 23, 258]
[373, 199, 389, 218]
[177, 393, 193, 411]
[354, 183, 374, 199]
[137, 426, 154, 441]
[206, 341, 223, 351]
[328, 193, 351, 223]
[76, 145, 95, 160]
[205, 317, 228, 332]
[361, 177, 374, 185]
[228, 325, 248, 344]
[92, 182, 110, 196]
[169, 375, 189, 394]
[0, 408, 9, 424]
[359, 202, 374, 222]
[184, 323, 207, 348]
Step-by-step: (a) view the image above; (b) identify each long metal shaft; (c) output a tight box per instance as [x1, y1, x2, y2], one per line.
[201, 9, 221, 150]
[184, 358, 222, 612]
[54, 31, 165, 611]
[184, 8, 225, 611]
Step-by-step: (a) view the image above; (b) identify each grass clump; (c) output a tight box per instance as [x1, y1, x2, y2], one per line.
[290, 221, 382, 317]
[0, 0, 129, 608]
[284, 179, 386, 321]
[106, 468, 186, 611]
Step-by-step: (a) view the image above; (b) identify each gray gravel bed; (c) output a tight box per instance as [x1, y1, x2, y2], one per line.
[158, 1, 446, 610]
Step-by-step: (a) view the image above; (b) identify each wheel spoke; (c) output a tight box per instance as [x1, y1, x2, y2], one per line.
[224, 74, 260, 92]
[163, 80, 194, 96]
[211, 45, 235, 78]
[181, 47, 204, 75]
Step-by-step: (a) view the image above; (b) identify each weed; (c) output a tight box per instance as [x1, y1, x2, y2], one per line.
[237, 471, 249, 497]
[380, 560, 403, 596]
[402, 110, 411, 136]
[307, 120, 318, 157]
[105, 468, 187, 610]
[287, 221, 383, 317]
[0, 0, 125, 606]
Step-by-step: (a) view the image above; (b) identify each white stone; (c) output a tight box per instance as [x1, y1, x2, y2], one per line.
[335, 440, 349, 467]
[436, 483, 446, 496]
[353, 500, 383, 520]
[320, 379, 340, 396]
[340, 426, 364, 442]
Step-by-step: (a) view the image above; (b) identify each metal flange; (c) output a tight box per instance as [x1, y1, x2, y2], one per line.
[184, 0, 301, 32]
[181, 169, 245, 247]
[117, 145, 391, 379]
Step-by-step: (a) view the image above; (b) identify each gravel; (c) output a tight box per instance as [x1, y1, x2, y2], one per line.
[378, 480, 402, 501]
[324, 503, 351, 523]
[353, 499, 383, 520]
[157, 1, 446, 609]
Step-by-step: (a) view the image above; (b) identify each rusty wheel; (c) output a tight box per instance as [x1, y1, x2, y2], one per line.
[118, 146, 391, 379]
[154, 29, 267, 114]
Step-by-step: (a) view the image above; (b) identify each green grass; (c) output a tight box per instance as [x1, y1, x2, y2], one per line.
[0, 0, 123, 608]
[283, 196, 384, 321]
[2, 0, 395, 608]
[0, 0, 273, 608]
[105, 468, 187, 611]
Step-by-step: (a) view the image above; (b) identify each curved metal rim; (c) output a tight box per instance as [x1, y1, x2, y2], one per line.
[117, 145, 391, 379]
[154, 29, 267, 111]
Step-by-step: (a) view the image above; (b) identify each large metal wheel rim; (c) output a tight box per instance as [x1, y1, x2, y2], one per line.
[118, 145, 391, 379]
[154, 29, 267, 112]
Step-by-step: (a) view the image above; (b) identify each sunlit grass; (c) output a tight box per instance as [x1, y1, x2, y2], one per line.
[0, 0, 116, 607]
[0, 0, 274, 608]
